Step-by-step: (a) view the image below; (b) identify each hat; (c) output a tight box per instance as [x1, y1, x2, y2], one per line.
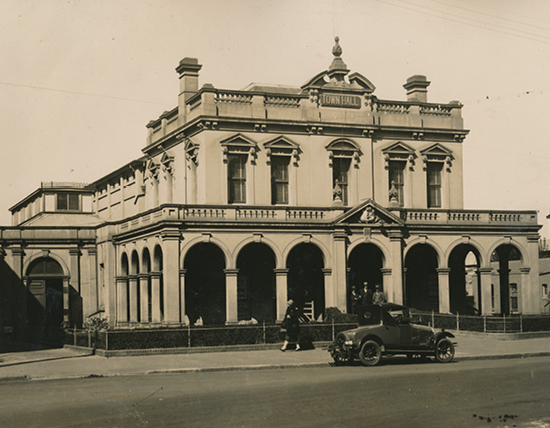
[375, 285, 381, 289]
[287, 299, 294, 306]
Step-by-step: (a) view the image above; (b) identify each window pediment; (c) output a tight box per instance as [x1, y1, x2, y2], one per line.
[326, 139, 361, 167]
[264, 136, 300, 165]
[382, 141, 416, 170]
[221, 134, 258, 164]
[420, 143, 453, 171]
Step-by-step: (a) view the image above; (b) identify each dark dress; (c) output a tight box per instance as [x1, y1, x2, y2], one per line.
[282, 304, 300, 342]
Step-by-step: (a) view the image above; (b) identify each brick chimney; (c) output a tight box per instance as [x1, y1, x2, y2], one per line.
[176, 57, 202, 113]
[403, 75, 430, 103]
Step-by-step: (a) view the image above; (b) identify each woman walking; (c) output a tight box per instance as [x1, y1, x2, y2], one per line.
[280, 299, 300, 351]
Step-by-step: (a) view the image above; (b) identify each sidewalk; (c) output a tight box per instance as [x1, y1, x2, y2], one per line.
[1, 331, 549, 382]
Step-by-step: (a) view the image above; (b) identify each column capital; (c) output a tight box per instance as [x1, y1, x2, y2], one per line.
[381, 268, 392, 275]
[10, 246, 24, 256]
[274, 268, 289, 275]
[436, 267, 451, 274]
[223, 268, 239, 276]
[87, 248, 97, 256]
[161, 228, 181, 240]
[115, 276, 127, 283]
[520, 267, 531, 274]
[322, 268, 332, 275]
[478, 267, 493, 274]
[69, 248, 81, 256]
[179, 269, 187, 275]
[388, 231, 404, 241]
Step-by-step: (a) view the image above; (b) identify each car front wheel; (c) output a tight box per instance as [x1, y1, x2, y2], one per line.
[359, 340, 382, 366]
[434, 338, 455, 363]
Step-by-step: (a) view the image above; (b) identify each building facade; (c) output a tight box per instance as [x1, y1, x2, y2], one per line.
[0, 39, 543, 338]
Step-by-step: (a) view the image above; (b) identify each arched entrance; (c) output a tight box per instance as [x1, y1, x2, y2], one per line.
[491, 244, 522, 315]
[236, 243, 276, 322]
[449, 245, 482, 315]
[405, 244, 439, 311]
[348, 243, 384, 311]
[184, 243, 226, 325]
[286, 243, 325, 320]
[26, 257, 65, 344]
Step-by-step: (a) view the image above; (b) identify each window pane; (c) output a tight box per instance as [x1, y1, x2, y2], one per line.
[271, 156, 289, 204]
[333, 158, 351, 205]
[228, 154, 247, 203]
[389, 161, 405, 207]
[57, 193, 68, 210]
[427, 163, 442, 208]
[68, 194, 79, 210]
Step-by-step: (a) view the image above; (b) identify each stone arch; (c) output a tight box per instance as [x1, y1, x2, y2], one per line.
[347, 242, 386, 312]
[282, 236, 331, 269]
[445, 237, 486, 268]
[232, 236, 281, 269]
[130, 250, 140, 275]
[486, 239, 528, 268]
[404, 243, 440, 312]
[236, 242, 277, 322]
[347, 237, 389, 264]
[447, 243, 483, 315]
[181, 235, 232, 269]
[403, 238, 445, 268]
[23, 252, 70, 278]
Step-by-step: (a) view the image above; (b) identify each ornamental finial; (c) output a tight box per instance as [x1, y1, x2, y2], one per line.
[332, 36, 342, 57]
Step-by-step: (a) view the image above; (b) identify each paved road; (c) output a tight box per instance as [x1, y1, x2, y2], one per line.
[1, 356, 550, 428]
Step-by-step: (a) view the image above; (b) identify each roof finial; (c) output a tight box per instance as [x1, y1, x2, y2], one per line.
[332, 36, 342, 57]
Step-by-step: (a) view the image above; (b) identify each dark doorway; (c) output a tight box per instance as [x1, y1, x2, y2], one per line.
[184, 243, 226, 325]
[286, 243, 325, 320]
[236, 244, 276, 322]
[348, 243, 384, 311]
[491, 245, 522, 316]
[449, 245, 481, 315]
[405, 245, 439, 312]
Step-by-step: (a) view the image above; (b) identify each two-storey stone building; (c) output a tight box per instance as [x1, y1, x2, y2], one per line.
[0, 39, 542, 339]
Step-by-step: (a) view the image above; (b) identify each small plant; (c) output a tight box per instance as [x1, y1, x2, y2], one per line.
[84, 316, 109, 332]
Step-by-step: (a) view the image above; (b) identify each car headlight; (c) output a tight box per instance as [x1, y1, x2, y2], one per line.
[344, 340, 353, 346]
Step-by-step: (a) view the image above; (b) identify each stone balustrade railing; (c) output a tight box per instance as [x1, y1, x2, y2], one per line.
[403, 209, 538, 226]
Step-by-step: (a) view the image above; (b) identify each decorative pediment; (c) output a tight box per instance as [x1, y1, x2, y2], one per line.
[160, 151, 175, 176]
[146, 159, 160, 181]
[334, 199, 404, 226]
[420, 143, 453, 171]
[382, 142, 416, 170]
[220, 134, 258, 164]
[184, 137, 199, 166]
[263, 136, 300, 165]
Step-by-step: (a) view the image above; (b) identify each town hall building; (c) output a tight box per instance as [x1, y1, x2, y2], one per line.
[0, 38, 543, 339]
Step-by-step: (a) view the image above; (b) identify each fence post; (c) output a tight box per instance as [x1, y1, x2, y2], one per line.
[504, 313, 506, 333]
[106, 330, 109, 351]
[332, 319, 335, 341]
[74, 326, 77, 346]
[484, 316, 486, 333]
[188, 323, 191, 348]
[88, 330, 91, 348]
[456, 312, 460, 331]
[263, 321, 266, 345]
[432, 310, 435, 328]
[520, 315, 523, 333]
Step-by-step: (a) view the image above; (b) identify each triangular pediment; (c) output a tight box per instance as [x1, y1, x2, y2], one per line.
[334, 199, 404, 226]
[382, 141, 415, 156]
[263, 136, 300, 152]
[220, 133, 258, 148]
[420, 143, 453, 158]
[160, 151, 174, 165]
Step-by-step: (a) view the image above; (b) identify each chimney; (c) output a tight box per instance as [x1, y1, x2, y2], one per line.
[403, 75, 430, 103]
[176, 57, 202, 104]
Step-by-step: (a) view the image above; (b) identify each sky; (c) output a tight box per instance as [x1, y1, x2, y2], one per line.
[1, 0, 549, 238]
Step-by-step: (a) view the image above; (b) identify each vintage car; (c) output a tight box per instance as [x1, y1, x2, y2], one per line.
[328, 303, 456, 366]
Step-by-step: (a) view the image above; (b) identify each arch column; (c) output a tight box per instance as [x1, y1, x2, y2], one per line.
[437, 268, 451, 313]
[389, 232, 404, 305]
[139, 273, 149, 324]
[322, 268, 333, 311]
[162, 229, 181, 325]
[333, 231, 347, 312]
[150, 272, 162, 325]
[478, 268, 493, 315]
[381, 268, 392, 302]
[10, 247, 26, 328]
[86, 248, 98, 318]
[179, 269, 187, 324]
[224, 268, 239, 324]
[274, 268, 289, 322]
[69, 248, 81, 293]
[128, 275, 139, 325]
[525, 235, 541, 314]
[115, 276, 128, 326]
[520, 267, 530, 314]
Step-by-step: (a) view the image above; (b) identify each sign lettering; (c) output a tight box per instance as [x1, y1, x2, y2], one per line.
[320, 94, 361, 109]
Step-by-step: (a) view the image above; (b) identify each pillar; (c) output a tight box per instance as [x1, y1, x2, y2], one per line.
[10, 247, 26, 328]
[224, 269, 239, 324]
[87, 248, 98, 317]
[520, 267, 531, 314]
[179, 269, 187, 324]
[381, 268, 392, 303]
[479, 268, 493, 316]
[322, 268, 333, 312]
[437, 268, 451, 314]
[389, 232, 404, 304]
[525, 235, 541, 314]
[128, 275, 139, 324]
[63, 277, 70, 328]
[162, 229, 181, 325]
[115, 276, 128, 325]
[69, 248, 81, 293]
[139, 273, 149, 324]
[150, 272, 162, 325]
[333, 231, 348, 312]
[274, 268, 289, 322]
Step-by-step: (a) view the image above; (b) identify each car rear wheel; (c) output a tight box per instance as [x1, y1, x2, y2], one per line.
[359, 340, 382, 366]
[434, 338, 455, 363]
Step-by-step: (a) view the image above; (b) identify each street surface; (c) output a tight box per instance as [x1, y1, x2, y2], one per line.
[1, 356, 549, 428]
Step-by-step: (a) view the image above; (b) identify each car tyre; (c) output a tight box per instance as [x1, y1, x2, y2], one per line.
[359, 340, 382, 366]
[434, 338, 455, 363]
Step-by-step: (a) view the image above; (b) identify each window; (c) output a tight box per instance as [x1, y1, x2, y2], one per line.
[228, 154, 247, 204]
[543, 284, 548, 297]
[56, 192, 79, 211]
[389, 161, 406, 207]
[333, 157, 351, 205]
[427, 162, 442, 208]
[271, 156, 289, 205]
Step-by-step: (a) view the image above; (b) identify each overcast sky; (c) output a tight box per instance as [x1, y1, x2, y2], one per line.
[1, 0, 549, 237]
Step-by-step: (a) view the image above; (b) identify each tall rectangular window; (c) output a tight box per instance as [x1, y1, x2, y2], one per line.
[389, 160, 405, 207]
[228, 154, 247, 204]
[333, 157, 351, 205]
[271, 156, 289, 205]
[427, 162, 443, 208]
[510, 283, 518, 312]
